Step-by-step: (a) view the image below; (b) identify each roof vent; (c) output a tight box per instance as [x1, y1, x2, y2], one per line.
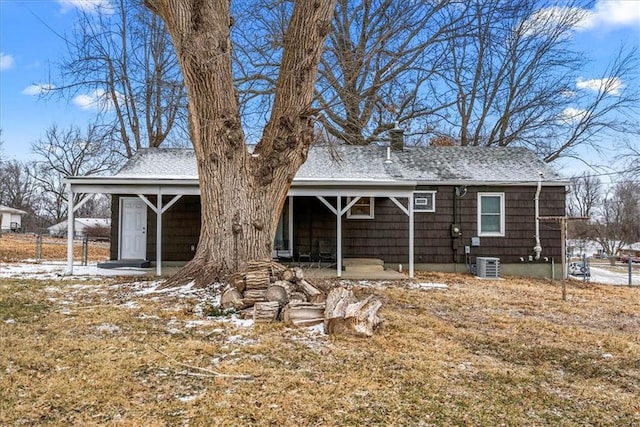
[384, 146, 392, 164]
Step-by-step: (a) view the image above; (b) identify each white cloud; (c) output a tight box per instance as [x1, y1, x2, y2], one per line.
[560, 107, 589, 124]
[21, 83, 56, 96]
[56, 0, 114, 14]
[577, 0, 640, 30]
[521, 6, 585, 37]
[72, 89, 116, 111]
[576, 76, 624, 95]
[0, 52, 15, 71]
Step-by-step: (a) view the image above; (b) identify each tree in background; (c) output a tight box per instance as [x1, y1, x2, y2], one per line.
[233, 0, 638, 159]
[567, 172, 602, 241]
[434, 0, 639, 162]
[30, 124, 118, 225]
[592, 181, 640, 259]
[568, 173, 602, 219]
[52, 0, 187, 158]
[0, 160, 41, 231]
[315, 0, 463, 145]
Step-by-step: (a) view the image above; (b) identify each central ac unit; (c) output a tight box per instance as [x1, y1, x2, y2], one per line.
[476, 257, 500, 278]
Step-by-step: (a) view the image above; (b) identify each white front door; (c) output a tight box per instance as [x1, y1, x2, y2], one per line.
[120, 197, 147, 259]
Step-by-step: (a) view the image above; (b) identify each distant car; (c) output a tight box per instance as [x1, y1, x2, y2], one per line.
[620, 255, 640, 264]
[569, 262, 591, 277]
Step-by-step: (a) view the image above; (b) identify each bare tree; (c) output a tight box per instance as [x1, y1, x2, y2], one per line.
[567, 172, 601, 240]
[621, 140, 640, 176]
[53, 0, 187, 158]
[143, 0, 337, 285]
[0, 160, 41, 231]
[233, 1, 466, 146]
[433, 0, 640, 162]
[315, 0, 465, 145]
[30, 124, 119, 224]
[568, 173, 602, 218]
[592, 181, 640, 258]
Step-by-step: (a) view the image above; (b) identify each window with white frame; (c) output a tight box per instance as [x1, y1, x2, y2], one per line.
[347, 197, 374, 219]
[477, 192, 505, 236]
[413, 191, 436, 212]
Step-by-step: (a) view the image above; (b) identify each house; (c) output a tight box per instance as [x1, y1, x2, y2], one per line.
[48, 218, 111, 238]
[0, 205, 27, 232]
[617, 243, 640, 259]
[64, 143, 569, 278]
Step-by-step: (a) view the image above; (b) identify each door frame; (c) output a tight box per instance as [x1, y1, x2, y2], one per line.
[119, 196, 147, 259]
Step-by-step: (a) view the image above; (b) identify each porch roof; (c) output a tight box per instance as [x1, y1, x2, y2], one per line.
[0, 205, 28, 215]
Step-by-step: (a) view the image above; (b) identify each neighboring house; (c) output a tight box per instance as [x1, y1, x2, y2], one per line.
[0, 205, 27, 232]
[566, 239, 606, 259]
[64, 143, 569, 278]
[617, 243, 640, 258]
[48, 218, 111, 238]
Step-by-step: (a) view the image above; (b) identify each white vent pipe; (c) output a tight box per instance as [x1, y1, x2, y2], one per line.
[533, 172, 543, 260]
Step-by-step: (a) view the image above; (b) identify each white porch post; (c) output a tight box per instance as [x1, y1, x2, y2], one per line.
[288, 196, 294, 254]
[336, 196, 342, 277]
[138, 192, 183, 276]
[156, 189, 163, 276]
[65, 183, 75, 275]
[409, 196, 414, 278]
[389, 195, 415, 278]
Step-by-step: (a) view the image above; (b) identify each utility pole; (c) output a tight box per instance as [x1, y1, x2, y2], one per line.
[539, 216, 589, 301]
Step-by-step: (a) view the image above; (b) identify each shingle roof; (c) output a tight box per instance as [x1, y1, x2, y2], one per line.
[115, 148, 198, 178]
[0, 205, 28, 215]
[111, 145, 566, 184]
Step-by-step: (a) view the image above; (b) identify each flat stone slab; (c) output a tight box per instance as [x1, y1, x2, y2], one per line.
[343, 258, 384, 267]
[345, 264, 385, 273]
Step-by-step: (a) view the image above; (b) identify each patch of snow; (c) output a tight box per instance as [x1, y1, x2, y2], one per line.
[0, 262, 152, 279]
[226, 334, 244, 343]
[176, 394, 199, 403]
[411, 282, 448, 290]
[588, 266, 640, 286]
[95, 323, 121, 334]
[222, 315, 253, 328]
[184, 320, 213, 328]
[305, 322, 326, 335]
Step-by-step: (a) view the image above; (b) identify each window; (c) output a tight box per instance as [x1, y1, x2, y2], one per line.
[477, 193, 505, 236]
[413, 191, 436, 212]
[347, 197, 374, 219]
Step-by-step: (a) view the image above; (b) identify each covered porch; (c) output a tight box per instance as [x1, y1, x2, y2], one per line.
[64, 177, 418, 279]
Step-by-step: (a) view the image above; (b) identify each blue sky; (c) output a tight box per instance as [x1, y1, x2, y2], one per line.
[1, 0, 639, 177]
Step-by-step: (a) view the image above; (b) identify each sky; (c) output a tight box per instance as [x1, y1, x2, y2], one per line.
[1, 0, 639, 178]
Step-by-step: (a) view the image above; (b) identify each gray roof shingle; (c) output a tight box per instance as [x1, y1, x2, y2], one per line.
[112, 145, 566, 184]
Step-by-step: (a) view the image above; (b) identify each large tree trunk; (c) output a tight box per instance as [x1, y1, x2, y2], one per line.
[146, 0, 337, 286]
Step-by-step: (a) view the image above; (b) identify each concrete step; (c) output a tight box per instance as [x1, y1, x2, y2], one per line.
[345, 264, 385, 273]
[343, 258, 385, 272]
[98, 259, 150, 269]
[343, 258, 384, 266]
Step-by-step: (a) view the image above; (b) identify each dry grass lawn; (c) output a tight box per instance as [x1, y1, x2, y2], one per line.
[1, 267, 639, 426]
[1, 234, 638, 424]
[0, 234, 110, 262]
